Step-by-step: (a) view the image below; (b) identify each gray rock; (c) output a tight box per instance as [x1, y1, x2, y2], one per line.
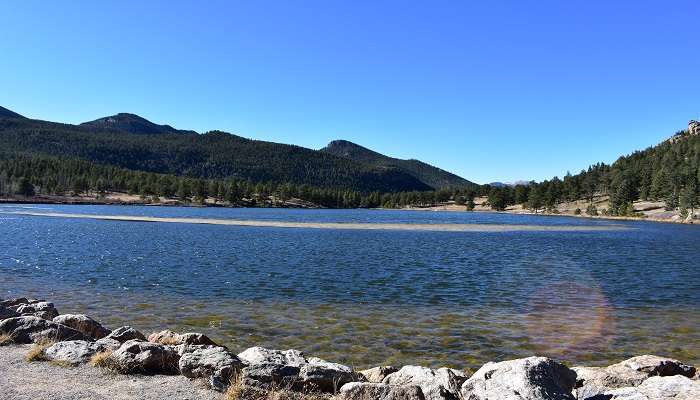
[383, 365, 465, 400]
[94, 337, 123, 351]
[601, 375, 700, 399]
[0, 306, 19, 320]
[241, 363, 301, 388]
[607, 355, 696, 379]
[110, 339, 180, 374]
[53, 314, 111, 340]
[148, 329, 219, 347]
[0, 316, 90, 344]
[178, 346, 243, 391]
[460, 357, 576, 400]
[299, 357, 365, 392]
[362, 366, 401, 383]
[574, 355, 697, 399]
[16, 301, 59, 320]
[237, 346, 307, 366]
[0, 298, 40, 308]
[104, 326, 146, 343]
[43, 340, 113, 365]
[340, 382, 426, 400]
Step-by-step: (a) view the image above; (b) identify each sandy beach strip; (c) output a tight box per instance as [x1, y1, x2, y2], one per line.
[3, 210, 631, 232]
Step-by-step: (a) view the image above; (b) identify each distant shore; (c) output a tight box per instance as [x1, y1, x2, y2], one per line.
[1, 192, 696, 225]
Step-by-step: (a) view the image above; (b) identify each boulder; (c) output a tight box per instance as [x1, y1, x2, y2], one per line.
[94, 337, 123, 351]
[601, 375, 700, 399]
[362, 366, 401, 383]
[241, 363, 301, 388]
[237, 346, 307, 366]
[43, 340, 113, 365]
[383, 365, 466, 400]
[104, 326, 146, 343]
[340, 382, 426, 400]
[0, 306, 19, 320]
[0, 298, 40, 308]
[16, 301, 59, 320]
[179, 346, 243, 391]
[148, 329, 219, 347]
[0, 316, 90, 344]
[607, 355, 696, 379]
[53, 314, 111, 340]
[109, 339, 180, 374]
[299, 357, 365, 392]
[574, 355, 697, 399]
[460, 357, 576, 400]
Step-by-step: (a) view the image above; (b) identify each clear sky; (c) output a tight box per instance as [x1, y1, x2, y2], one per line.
[1, 1, 698, 184]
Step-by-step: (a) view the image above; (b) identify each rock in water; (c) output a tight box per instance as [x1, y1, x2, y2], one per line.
[43, 340, 113, 365]
[340, 382, 426, 400]
[53, 314, 111, 340]
[103, 326, 146, 343]
[179, 346, 243, 391]
[16, 301, 59, 320]
[607, 355, 696, 379]
[382, 365, 466, 400]
[148, 329, 220, 346]
[110, 339, 180, 374]
[0, 316, 90, 343]
[361, 366, 401, 383]
[460, 357, 576, 400]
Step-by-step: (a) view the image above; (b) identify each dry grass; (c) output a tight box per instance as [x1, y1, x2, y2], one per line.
[89, 350, 116, 369]
[0, 333, 15, 346]
[25, 340, 55, 362]
[224, 375, 335, 400]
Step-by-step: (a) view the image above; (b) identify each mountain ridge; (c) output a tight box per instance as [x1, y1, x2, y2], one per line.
[321, 139, 474, 189]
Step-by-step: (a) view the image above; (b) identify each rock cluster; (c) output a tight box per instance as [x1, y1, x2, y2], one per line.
[1, 297, 698, 399]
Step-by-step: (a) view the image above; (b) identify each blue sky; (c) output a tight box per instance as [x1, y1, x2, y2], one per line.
[1, 1, 698, 184]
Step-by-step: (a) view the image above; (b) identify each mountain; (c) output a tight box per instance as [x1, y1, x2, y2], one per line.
[0, 106, 25, 119]
[0, 110, 437, 192]
[80, 113, 197, 135]
[321, 140, 474, 189]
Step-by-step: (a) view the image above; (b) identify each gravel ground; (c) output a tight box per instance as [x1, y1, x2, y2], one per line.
[0, 345, 221, 400]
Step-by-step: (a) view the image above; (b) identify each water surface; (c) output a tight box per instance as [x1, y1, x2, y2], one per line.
[1, 204, 698, 370]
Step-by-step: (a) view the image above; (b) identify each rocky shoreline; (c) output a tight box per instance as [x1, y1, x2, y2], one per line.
[1, 298, 699, 400]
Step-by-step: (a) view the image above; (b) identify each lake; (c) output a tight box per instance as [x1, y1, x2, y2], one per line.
[1, 204, 699, 371]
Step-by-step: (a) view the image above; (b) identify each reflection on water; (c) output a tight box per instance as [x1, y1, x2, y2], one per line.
[1, 205, 699, 370]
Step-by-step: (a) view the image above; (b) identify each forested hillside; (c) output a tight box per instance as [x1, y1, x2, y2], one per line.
[321, 140, 474, 189]
[482, 129, 700, 217]
[0, 112, 443, 193]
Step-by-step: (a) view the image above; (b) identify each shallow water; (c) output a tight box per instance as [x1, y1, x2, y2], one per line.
[1, 204, 699, 370]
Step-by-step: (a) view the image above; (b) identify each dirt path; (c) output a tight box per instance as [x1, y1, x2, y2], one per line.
[0, 345, 220, 400]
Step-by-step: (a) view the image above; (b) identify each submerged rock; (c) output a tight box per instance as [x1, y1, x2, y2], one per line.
[383, 365, 466, 400]
[460, 357, 576, 400]
[361, 366, 401, 383]
[53, 314, 111, 340]
[148, 329, 219, 347]
[0, 316, 90, 344]
[110, 339, 180, 374]
[340, 382, 426, 400]
[43, 340, 113, 365]
[179, 346, 243, 391]
[104, 326, 146, 343]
